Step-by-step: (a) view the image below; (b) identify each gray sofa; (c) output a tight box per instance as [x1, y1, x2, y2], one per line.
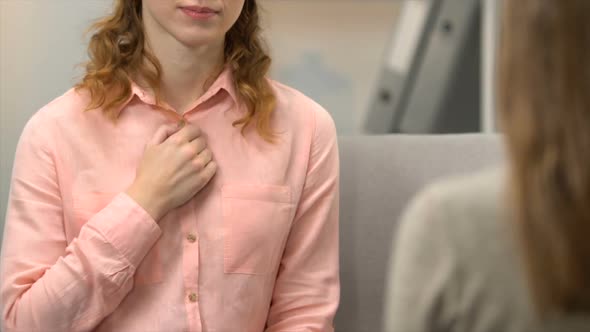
[335, 134, 504, 332]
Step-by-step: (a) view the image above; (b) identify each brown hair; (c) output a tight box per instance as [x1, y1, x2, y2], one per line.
[75, 0, 276, 141]
[499, 0, 590, 317]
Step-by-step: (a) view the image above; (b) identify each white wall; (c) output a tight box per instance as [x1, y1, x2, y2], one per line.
[1, 0, 112, 246]
[260, 1, 400, 133]
[0, 0, 400, 239]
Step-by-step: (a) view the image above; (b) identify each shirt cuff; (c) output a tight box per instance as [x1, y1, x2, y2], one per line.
[90, 192, 162, 268]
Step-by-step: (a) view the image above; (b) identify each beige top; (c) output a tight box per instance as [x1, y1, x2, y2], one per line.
[384, 167, 590, 332]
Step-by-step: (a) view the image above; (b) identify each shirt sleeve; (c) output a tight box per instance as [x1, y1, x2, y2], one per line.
[1, 112, 162, 332]
[383, 186, 460, 332]
[265, 106, 340, 332]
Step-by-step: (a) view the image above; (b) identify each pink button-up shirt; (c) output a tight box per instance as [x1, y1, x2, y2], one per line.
[0, 69, 340, 332]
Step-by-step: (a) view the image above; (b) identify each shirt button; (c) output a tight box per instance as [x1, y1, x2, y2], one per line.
[186, 233, 197, 243]
[188, 292, 198, 302]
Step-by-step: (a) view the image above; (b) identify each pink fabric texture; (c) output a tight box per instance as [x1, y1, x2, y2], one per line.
[1, 69, 340, 332]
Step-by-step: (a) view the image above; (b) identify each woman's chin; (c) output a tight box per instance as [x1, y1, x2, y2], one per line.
[176, 34, 224, 50]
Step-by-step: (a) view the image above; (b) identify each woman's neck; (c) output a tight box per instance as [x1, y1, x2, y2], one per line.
[158, 44, 224, 113]
[143, 27, 225, 114]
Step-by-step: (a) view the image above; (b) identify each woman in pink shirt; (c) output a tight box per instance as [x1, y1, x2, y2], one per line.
[0, 1, 340, 331]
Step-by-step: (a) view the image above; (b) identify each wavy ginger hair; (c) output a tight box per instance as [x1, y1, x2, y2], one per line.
[75, 0, 276, 141]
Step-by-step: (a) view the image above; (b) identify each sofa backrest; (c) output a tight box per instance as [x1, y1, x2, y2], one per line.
[335, 134, 504, 332]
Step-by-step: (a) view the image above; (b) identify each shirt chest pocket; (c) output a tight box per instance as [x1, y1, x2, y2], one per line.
[72, 192, 163, 285]
[221, 185, 294, 275]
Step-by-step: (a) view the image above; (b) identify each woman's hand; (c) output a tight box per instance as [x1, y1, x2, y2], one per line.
[126, 122, 217, 221]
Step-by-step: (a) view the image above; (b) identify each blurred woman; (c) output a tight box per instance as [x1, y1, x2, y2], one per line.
[385, 1, 590, 331]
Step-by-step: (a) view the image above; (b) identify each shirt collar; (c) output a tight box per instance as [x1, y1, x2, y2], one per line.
[114, 66, 238, 116]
